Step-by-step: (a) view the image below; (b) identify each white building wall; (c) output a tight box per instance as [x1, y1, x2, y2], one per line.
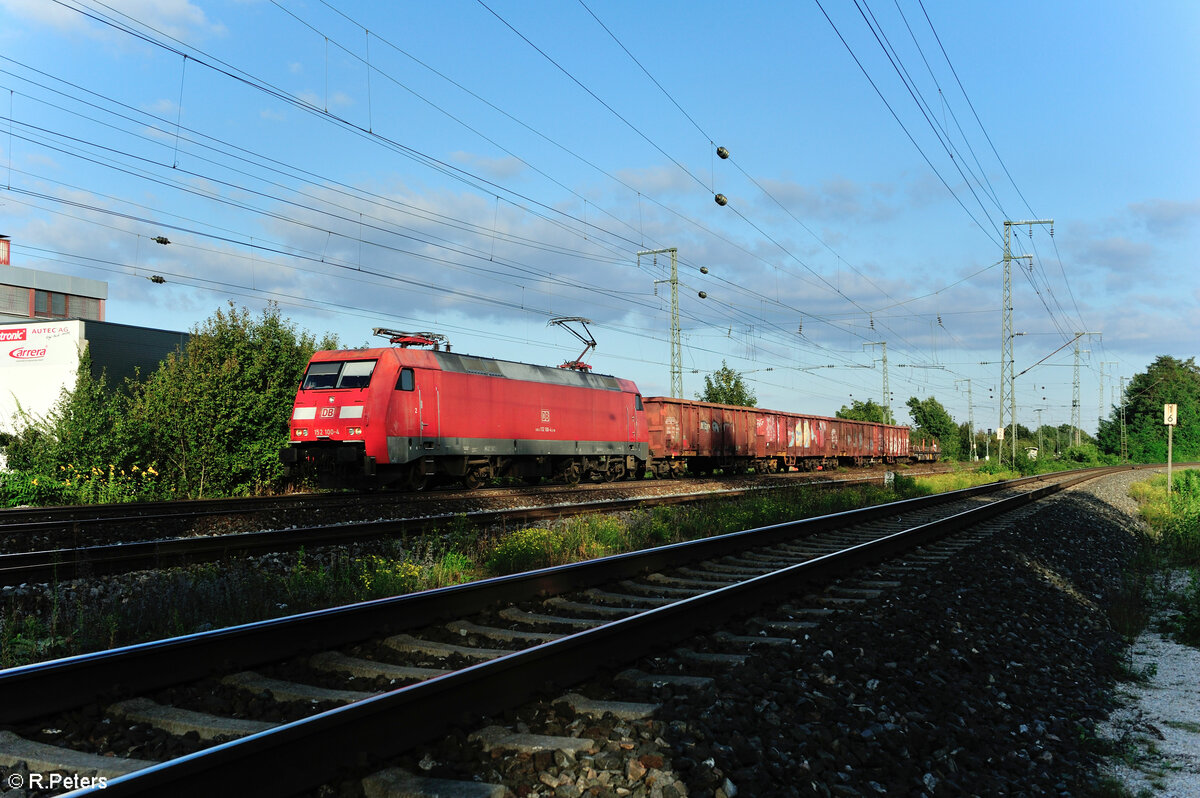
[0, 320, 86, 434]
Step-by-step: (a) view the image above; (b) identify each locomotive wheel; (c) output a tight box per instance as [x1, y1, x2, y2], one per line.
[404, 465, 428, 492]
[561, 462, 581, 485]
[463, 467, 487, 490]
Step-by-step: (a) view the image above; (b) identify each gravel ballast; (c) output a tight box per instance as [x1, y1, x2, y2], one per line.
[376, 469, 1158, 797]
[639, 470, 1151, 797]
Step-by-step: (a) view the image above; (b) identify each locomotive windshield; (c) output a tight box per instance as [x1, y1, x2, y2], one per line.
[301, 360, 377, 390]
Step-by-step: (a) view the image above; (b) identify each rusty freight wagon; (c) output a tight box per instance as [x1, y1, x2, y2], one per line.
[642, 397, 912, 477]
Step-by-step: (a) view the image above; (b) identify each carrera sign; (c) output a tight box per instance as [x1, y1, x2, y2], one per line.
[8, 347, 47, 360]
[0, 329, 27, 342]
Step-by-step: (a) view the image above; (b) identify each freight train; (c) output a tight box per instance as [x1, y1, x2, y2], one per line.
[280, 331, 937, 490]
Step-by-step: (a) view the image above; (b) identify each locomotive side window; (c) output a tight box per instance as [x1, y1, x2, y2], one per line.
[396, 368, 415, 391]
[634, 395, 643, 411]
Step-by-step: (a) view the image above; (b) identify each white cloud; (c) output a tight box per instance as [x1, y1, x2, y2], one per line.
[1129, 199, 1200, 239]
[0, 0, 225, 42]
[754, 175, 901, 223]
[450, 151, 526, 181]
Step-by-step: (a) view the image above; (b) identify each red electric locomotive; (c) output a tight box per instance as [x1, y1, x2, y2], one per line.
[281, 330, 649, 489]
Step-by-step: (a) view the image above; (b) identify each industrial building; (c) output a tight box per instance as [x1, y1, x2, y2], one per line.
[0, 237, 188, 435]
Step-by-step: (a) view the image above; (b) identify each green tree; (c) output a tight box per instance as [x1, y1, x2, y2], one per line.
[129, 303, 335, 497]
[697, 361, 757, 407]
[836, 398, 895, 425]
[1097, 355, 1200, 462]
[905, 395, 960, 460]
[957, 421, 983, 461]
[4, 352, 135, 475]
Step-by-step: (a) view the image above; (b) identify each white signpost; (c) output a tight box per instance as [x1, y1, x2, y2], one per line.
[1165, 403, 1178, 507]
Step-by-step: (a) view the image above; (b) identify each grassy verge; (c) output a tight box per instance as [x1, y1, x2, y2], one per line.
[1114, 469, 1200, 649]
[1, 471, 984, 667]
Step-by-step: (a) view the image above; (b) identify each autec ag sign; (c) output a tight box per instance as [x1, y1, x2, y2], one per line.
[8, 347, 48, 360]
[0, 329, 27, 342]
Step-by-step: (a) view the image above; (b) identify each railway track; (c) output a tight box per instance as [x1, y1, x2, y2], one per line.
[0, 464, 948, 553]
[0, 468, 948, 585]
[0, 466, 1135, 796]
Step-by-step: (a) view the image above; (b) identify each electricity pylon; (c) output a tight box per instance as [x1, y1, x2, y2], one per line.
[1001, 219, 1052, 464]
[864, 341, 889, 421]
[640, 248, 681, 398]
[1072, 332, 1101, 446]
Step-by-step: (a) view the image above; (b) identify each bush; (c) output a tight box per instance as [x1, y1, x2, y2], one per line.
[0, 470, 67, 508]
[61, 463, 168, 504]
[485, 527, 566, 574]
[1160, 570, 1200, 646]
[128, 303, 335, 497]
[1, 303, 337, 504]
[356, 555, 424, 597]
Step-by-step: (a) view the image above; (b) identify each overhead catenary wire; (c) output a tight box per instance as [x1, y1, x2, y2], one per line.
[9, 1, 1093, 422]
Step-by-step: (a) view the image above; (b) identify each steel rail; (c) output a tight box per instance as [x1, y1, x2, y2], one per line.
[0, 486, 776, 583]
[0, 491, 356, 527]
[81, 466, 1120, 797]
[0, 474, 916, 584]
[0, 466, 944, 540]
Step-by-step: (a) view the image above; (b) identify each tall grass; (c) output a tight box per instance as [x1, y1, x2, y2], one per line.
[905, 470, 1009, 494]
[1123, 468, 1200, 647]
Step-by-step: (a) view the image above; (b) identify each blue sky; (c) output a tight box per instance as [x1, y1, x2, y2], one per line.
[1, 0, 1197, 437]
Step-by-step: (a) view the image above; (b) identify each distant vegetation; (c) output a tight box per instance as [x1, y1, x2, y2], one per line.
[697, 360, 757, 406]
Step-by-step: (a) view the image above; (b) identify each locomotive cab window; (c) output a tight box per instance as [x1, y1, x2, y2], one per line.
[634, 395, 643, 411]
[301, 360, 377, 390]
[338, 360, 376, 388]
[301, 362, 340, 389]
[396, 368, 415, 391]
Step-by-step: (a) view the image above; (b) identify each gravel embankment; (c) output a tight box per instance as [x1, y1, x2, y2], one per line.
[653, 469, 1151, 797]
[398, 469, 1153, 797]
